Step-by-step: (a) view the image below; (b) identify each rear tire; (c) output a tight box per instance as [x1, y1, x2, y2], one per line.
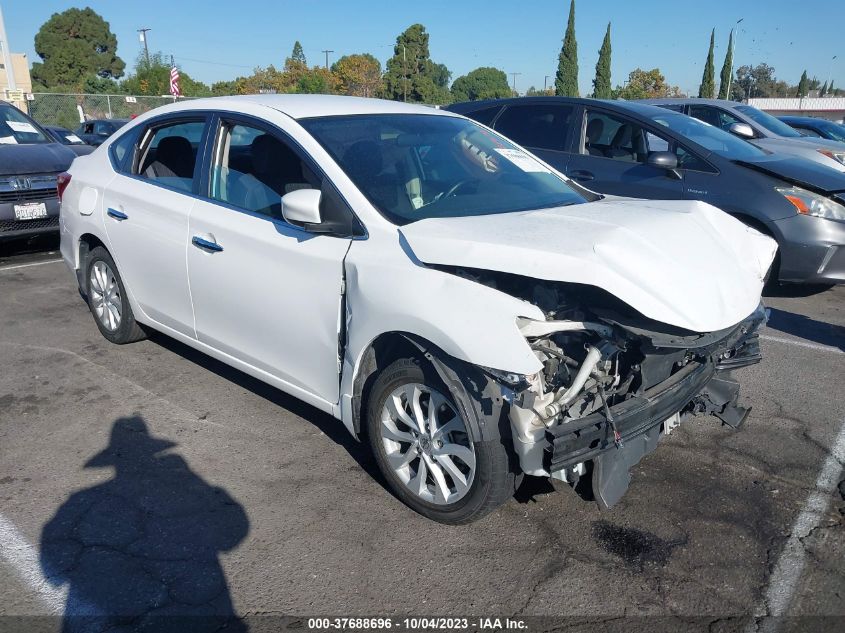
[366, 358, 517, 524]
[85, 247, 146, 344]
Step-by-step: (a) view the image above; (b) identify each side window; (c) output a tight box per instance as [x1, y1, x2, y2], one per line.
[674, 144, 713, 172]
[689, 105, 744, 133]
[657, 104, 685, 113]
[465, 105, 503, 127]
[583, 110, 652, 162]
[494, 104, 573, 152]
[796, 126, 821, 138]
[210, 122, 319, 220]
[136, 119, 206, 192]
[109, 129, 139, 173]
[94, 121, 110, 136]
[83, 122, 95, 135]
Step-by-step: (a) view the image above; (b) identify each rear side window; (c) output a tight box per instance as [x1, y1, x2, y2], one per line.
[463, 105, 503, 127]
[109, 129, 139, 173]
[495, 104, 573, 152]
[136, 120, 206, 192]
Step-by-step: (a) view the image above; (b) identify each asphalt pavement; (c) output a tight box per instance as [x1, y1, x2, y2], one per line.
[0, 240, 843, 633]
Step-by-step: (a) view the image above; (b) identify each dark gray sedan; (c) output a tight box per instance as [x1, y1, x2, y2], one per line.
[447, 97, 845, 285]
[0, 101, 77, 241]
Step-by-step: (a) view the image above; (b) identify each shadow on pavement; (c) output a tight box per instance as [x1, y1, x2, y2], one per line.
[39, 416, 249, 633]
[766, 307, 845, 352]
[763, 283, 834, 299]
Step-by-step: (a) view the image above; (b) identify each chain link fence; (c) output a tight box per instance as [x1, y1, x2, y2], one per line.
[25, 93, 192, 130]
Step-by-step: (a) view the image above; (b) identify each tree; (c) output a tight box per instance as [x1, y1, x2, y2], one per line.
[730, 63, 790, 100]
[296, 67, 335, 94]
[450, 67, 511, 102]
[332, 54, 383, 97]
[698, 29, 716, 98]
[819, 81, 828, 97]
[555, 0, 578, 96]
[592, 23, 612, 99]
[121, 52, 210, 97]
[613, 68, 681, 100]
[526, 86, 555, 96]
[31, 7, 125, 89]
[291, 41, 306, 65]
[717, 30, 733, 99]
[383, 24, 451, 103]
[796, 70, 809, 97]
[211, 80, 238, 96]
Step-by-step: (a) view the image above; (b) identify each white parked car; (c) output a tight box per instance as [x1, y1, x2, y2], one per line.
[59, 95, 776, 523]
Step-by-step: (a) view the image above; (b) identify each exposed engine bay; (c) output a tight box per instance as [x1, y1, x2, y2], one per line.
[438, 265, 766, 509]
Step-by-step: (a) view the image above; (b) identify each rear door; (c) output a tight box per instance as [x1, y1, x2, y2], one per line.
[491, 102, 575, 172]
[565, 108, 684, 198]
[101, 115, 209, 337]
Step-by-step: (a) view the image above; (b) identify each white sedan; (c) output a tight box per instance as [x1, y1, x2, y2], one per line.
[59, 95, 776, 523]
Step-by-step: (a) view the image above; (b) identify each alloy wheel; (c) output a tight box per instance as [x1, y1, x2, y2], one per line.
[90, 261, 122, 331]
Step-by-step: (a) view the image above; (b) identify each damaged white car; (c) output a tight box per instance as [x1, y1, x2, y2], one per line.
[58, 95, 777, 523]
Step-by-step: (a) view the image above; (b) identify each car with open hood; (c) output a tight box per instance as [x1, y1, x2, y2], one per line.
[0, 100, 79, 241]
[447, 97, 845, 285]
[59, 95, 775, 523]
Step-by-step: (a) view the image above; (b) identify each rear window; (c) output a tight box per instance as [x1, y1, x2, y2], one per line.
[0, 104, 49, 145]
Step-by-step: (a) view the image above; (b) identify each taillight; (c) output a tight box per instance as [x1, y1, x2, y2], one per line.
[56, 172, 72, 202]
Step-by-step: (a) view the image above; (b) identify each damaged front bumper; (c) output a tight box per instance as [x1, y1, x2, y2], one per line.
[509, 303, 767, 508]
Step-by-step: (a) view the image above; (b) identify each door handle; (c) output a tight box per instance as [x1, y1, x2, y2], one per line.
[569, 170, 595, 182]
[107, 208, 128, 221]
[191, 236, 223, 253]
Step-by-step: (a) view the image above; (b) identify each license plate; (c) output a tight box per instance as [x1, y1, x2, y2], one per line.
[14, 202, 48, 221]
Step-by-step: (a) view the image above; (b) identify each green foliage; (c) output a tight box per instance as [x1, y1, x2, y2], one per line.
[592, 23, 612, 99]
[820, 81, 828, 97]
[211, 80, 238, 96]
[31, 7, 125, 89]
[717, 30, 733, 99]
[291, 41, 307, 65]
[698, 29, 715, 98]
[383, 24, 451, 103]
[613, 68, 681, 100]
[332, 54, 383, 97]
[796, 70, 809, 97]
[121, 52, 211, 97]
[730, 63, 790, 99]
[450, 67, 511, 102]
[295, 67, 335, 94]
[526, 86, 555, 96]
[555, 0, 578, 96]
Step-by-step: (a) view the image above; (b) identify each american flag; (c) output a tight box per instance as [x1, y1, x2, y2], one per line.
[169, 66, 181, 97]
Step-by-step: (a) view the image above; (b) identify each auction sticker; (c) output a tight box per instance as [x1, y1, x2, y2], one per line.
[494, 148, 550, 173]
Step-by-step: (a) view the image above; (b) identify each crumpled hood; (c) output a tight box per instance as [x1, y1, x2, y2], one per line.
[735, 155, 845, 194]
[0, 142, 76, 175]
[399, 198, 777, 333]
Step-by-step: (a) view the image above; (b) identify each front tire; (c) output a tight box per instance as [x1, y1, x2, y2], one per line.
[85, 246, 146, 344]
[366, 358, 517, 524]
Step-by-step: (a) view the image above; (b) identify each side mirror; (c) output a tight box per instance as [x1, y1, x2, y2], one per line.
[281, 188, 322, 228]
[729, 122, 755, 139]
[647, 151, 681, 180]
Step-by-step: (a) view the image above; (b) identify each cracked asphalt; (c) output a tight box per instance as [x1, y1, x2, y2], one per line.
[0, 237, 843, 632]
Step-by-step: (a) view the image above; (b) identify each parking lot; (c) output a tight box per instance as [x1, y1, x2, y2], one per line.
[0, 240, 843, 631]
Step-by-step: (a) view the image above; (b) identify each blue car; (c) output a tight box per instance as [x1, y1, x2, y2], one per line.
[447, 97, 845, 285]
[779, 116, 845, 143]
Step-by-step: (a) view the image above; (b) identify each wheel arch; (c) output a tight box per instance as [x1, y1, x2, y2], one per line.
[75, 233, 109, 292]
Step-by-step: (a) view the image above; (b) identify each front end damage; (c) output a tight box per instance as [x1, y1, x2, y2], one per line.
[441, 267, 767, 509]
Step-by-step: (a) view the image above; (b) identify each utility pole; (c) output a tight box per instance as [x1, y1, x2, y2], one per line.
[0, 5, 16, 92]
[321, 49, 334, 70]
[138, 28, 151, 66]
[725, 18, 743, 100]
[509, 72, 521, 95]
[402, 45, 407, 102]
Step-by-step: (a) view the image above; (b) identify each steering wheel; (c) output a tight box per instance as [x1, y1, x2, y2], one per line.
[441, 179, 474, 200]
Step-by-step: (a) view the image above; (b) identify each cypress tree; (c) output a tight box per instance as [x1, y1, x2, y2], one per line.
[829, 79, 835, 95]
[555, 0, 579, 97]
[796, 70, 809, 97]
[819, 80, 828, 97]
[717, 30, 733, 99]
[698, 29, 716, 98]
[593, 23, 612, 99]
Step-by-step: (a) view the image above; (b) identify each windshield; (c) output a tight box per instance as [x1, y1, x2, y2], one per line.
[735, 105, 803, 137]
[811, 120, 845, 142]
[650, 112, 767, 160]
[0, 104, 50, 145]
[300, 114, 589, 225]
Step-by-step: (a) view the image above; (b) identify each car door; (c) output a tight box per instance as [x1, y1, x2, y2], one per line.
[491, 102, 576, 172]
[186, 115, 354, 406]
[101, 116, 209, 337]
[565, 108, 684, 198]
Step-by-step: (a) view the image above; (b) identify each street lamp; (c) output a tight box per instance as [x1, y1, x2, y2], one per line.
[725, 18, 743, 100]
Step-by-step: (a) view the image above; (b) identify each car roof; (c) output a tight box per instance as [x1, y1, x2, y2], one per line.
[778, 115, 828, 124]
[639, 98, 747, 109]
[141, 94, 451, 120]
[447, 96, 677, 119]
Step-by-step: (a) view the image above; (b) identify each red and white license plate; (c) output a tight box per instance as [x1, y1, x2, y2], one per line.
[13, 202, 48, 221]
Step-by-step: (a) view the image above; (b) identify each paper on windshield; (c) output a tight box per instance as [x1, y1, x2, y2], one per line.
[7, 121, 38, 134]
[0, 136, 18, 144]
[66, 134, 83, 143]
[494, 148, 551, 173]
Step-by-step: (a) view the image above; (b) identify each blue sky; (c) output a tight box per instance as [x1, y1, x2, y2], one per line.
[5, 0, 843, 94]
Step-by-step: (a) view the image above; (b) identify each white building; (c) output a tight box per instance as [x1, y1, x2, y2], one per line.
[747, 97, 845, 124]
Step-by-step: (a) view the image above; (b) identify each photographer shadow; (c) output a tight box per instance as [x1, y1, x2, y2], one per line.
[39, 416, 249, 633]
